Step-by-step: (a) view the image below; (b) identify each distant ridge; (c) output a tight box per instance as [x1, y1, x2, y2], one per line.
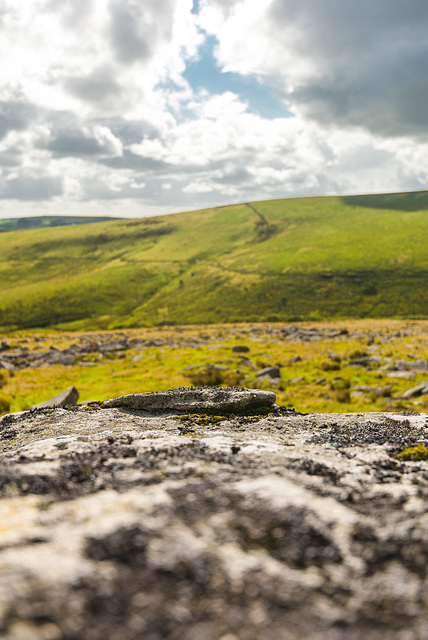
[0, 215, 122, 232]
[0, 190, 427, 330]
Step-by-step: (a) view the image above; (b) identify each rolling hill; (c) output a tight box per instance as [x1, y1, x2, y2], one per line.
[0, 191, 427, 330]
[0, 215, 121, 232]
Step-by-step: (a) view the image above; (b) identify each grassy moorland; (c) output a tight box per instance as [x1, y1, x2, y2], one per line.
[0, 191, 427, 331]
[0, 320, 427, 416]
[0, 215, 120, 232]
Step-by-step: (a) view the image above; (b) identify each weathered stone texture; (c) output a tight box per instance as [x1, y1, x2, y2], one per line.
[0, 389, 427, 639]
[103, 387, 277, 415]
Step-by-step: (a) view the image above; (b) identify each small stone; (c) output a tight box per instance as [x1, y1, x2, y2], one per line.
[256, 366, 280, 379]
[232, 345, 250, 353]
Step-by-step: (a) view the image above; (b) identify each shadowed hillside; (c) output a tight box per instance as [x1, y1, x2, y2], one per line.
[0, 215, 120, 232]
[0, 191, 427, 330]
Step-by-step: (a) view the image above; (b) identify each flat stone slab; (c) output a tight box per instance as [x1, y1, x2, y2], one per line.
[103, 386, 277, 415]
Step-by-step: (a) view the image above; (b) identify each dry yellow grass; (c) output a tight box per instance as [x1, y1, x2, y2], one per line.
[1, 320, 427, 415]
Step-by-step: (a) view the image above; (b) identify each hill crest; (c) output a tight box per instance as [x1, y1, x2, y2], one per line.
[0, 190, 427, 329]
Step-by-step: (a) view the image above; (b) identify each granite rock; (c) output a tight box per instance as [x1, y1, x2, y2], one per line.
[103, 386, 277, 415]
[29, 385, 79, 409]
[0, 389, 427, 639]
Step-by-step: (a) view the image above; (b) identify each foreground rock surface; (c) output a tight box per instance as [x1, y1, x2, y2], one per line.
[0, 388, 427, 639]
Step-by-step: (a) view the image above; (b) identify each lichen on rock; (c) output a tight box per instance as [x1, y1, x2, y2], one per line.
[0, 388, 427, 639]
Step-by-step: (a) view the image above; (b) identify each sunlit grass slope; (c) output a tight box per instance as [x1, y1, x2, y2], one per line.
[0, 191, 427, 330]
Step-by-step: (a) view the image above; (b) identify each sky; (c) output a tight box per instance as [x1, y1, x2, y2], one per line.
[0, 0, 427, 219]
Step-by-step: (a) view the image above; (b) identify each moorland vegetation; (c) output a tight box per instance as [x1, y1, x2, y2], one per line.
[0, 320, 427, 416]
[0, 191, 427, 331]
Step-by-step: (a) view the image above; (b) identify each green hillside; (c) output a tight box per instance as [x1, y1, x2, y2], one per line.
[0, 191, 427, 330]
[0, 215, 121, 232]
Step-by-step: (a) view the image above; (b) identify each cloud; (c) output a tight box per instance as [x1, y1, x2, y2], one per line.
[109, 0, 156, 63]
[66, 65, 121, 105]
[0, 0, 426, 217]
[0, 100, 37, 140]
[200, 0, 428, 137]
[45, 124, 123, 158]
[0, 175, 62, 200]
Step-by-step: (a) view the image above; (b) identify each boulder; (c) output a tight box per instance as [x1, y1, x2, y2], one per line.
[256, 365, 281, 379]
[401, 380, 428, 399]
[42, 351, 76, 366]
[0, 394, 427, 639]
[387, 371, 416, 379]
[103, 386, 277, 415]
[0, 358, 15, 372]
[30, 385, 79, 409]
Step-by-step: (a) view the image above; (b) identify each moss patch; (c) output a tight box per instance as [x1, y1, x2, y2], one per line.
[395, 444, 428, 461]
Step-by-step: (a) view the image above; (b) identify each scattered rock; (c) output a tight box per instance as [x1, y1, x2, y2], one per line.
[352, 384, 393, 398]
[232, 345, 250, 353]
[30, 385, 79, 409]
[327, 350, 342, 362]
[0, 358, 15, 372]
[401, 380, 428, 399]
[387, 371, 416, 379]
[256, 365, 281, 379]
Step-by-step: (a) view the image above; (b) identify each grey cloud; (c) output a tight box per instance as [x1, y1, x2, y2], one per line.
[108, 0, 174, 64]
[109, 1, 152, 63]
[0, 101, 36, 140]
[0, 176, 62, 201]
[103, 120, 160, 145]
[101, 150, 172, 172]
[216, 168, 252, 185]
[266, 0, 428, 137]
[66, 66, 121, 105]
[0, 151, 22, 167]
[45, 127, 120, 158]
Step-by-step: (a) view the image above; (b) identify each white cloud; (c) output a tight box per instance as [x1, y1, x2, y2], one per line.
[200, 0, 428, 138]
[0, 0, 426, 217]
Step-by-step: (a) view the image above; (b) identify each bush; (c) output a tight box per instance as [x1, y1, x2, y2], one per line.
[348, 349, 368, 360]
[330, 378, 350, 391]
[334, 389, 351, 404]
[184, 365, 244, 387]
[0, 371, 8, 389]
[320, 361, 341, 371]
[0, 394, 11, 414]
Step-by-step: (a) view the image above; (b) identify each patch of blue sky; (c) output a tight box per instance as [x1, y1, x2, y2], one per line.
[183, 35, 292, 120]
[191, 0, 200, 15]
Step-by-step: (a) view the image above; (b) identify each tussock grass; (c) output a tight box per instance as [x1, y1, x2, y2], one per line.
[1, 319, 427, 416]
